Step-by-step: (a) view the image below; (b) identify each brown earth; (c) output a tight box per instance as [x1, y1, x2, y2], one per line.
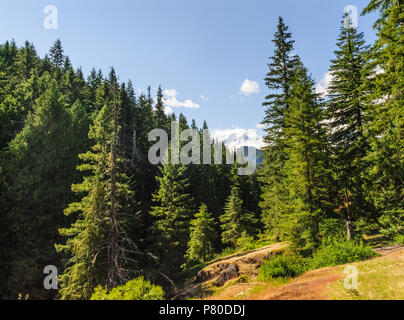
[206, 246, 404, 300]
[175, 243, 288, 299]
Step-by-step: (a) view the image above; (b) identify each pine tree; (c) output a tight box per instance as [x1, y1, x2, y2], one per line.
[361, 0, 404, 234]
[56, 69, 138, 299]
[260, 17, 298, 241]
[220, 186, 257, 248]
[15, 41, 37, 79]
[5, 80, 76, 299]
[186, 204, 216, 263]
[150, 159, 195, 273]
[49, 39, 64, 68]
[326, 15, 370, 240]
[154, 86, 168, 131]
[282, 60, 331, 250]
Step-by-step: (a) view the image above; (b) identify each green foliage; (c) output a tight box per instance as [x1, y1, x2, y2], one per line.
[260, 17, 298, 242]
[326, 15, 371, 240]
[56, 70, 138, 300]
[361, 0, 404, 240]
[186, 204, 216, 263]
[259, 253, 308, 280]
[393, 234, 404, 245]
[91, 277, 164, 300]
[220, 186, 257, 248]
[236, 231, 255, 252]
[310, 240, 377, 269]
[150, 160, 195, 272]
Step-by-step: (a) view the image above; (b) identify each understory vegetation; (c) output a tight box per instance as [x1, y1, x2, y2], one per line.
[259, 241, 377, 281]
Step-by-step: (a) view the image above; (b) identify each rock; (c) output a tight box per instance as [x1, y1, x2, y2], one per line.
[216, 263, 239, 286]
[195, 270, 212, 283]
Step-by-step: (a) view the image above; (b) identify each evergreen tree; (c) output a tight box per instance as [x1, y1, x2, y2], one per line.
[49, 39, 64, 68]
[361, 0, 404, 234]
[15, 41, 37, 79]
[154, 86, 168, 131]
[260, 17, 298, 241]
[326, 15, 370, 240]
[150, 160, 195, 273]
[282, 60, 331, 250]
[220, 186, 257, 248]
[56, 69, 138, 299]
[5, 80, 76, 299]
[186, 204, 216, 263]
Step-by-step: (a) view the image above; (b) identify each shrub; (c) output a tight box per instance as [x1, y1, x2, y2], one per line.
[258, 253, 308, 280]
[90, 277, 164, 300]
[310, 240, 377, 269]
[236, 232, 255, 252]
[394, 234, 404, 245]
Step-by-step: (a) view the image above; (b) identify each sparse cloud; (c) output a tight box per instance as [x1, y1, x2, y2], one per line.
[200, 94, 210, 101]
[164, 106, 173, 115]
[315, 71, 333, 96]
[256, 123, 266, 129]
[163, 89, 200, 109]
[240, 79, 260, 96]
[211, 127, 265, 151]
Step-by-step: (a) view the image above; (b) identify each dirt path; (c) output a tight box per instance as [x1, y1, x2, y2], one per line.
[206, 247, 404, 300]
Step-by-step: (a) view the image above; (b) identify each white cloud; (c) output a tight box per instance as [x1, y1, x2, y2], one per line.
[240, 79, 260, 96]
[163, 89, 200, 109]
[315, 71, 333, 96]
[211, 127, 266, 151]
[164, 106, 173, 115]
[256, 123, 266, 129]
[200, 94, 210, 101]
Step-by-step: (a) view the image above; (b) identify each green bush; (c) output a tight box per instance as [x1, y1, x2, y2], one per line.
[90, 277, 164, 300]
[394, 234, 404, 245]
[310, 240, 377, 269]
[258, 253, 308, 280]
[236, 232, 255, 252]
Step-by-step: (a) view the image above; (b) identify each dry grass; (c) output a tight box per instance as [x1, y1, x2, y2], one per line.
[202, 248, 404, 300]
[179, 243, 288, 300]
[329, 249, 404, 300]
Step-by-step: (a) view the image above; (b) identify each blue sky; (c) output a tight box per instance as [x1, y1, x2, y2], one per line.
[0, 0, 378, 147]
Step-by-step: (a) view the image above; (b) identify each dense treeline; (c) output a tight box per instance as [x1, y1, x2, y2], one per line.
[0, 0, 402, 300]
[0, 39, 260, 298]
[260, 1, 403, 252]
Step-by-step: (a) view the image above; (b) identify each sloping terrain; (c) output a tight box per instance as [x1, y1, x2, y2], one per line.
[175, 243, 288, 299]
[205, 246, 404, 300]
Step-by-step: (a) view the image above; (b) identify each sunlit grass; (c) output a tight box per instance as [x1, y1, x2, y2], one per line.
[329, 252, 404, 300]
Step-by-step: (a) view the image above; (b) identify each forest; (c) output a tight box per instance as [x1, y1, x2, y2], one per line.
[0, 0, 402, 300]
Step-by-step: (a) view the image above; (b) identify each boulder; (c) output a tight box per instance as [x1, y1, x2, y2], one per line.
[216, 263, 239, 286]
[195, 270, 212, 283]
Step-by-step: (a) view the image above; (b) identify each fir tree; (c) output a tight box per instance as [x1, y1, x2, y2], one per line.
[326, 15, 370, 240]
[186, 204, 216, 263]
[56, 69, 138, 299]
[361, 0, 404, 233]
[220, 186, 257, 248]
[282, 60, 331, 250]
[150, 159, 195, 272]
[49, 39, 64, 68]
[5, 80, 75, 298]
[260, 17, 298, 241]
[154, 86, 168, 131]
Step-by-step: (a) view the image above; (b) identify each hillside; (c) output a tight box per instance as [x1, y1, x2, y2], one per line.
[192, 246, 404, 300]
[175, 243, 288, 299]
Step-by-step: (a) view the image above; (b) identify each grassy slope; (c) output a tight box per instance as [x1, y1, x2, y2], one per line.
[204, 248, 404, 300]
